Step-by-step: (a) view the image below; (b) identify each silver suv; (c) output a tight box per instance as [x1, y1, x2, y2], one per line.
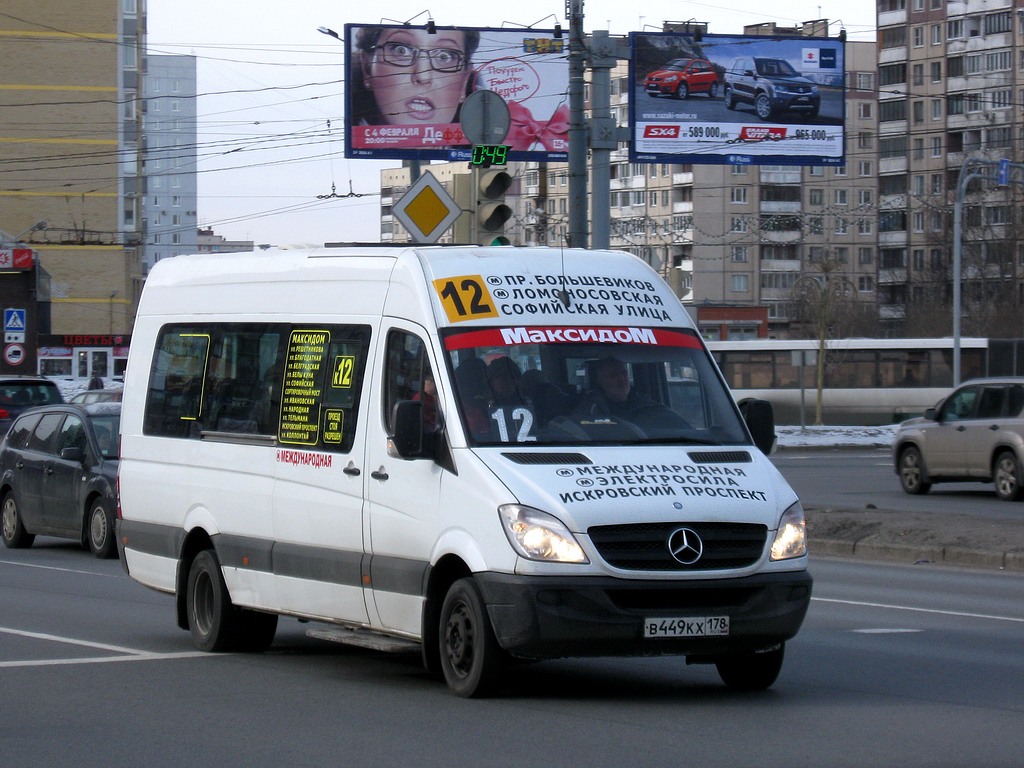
[894, 378, 1024, 501]
[723, 56, 820, 120]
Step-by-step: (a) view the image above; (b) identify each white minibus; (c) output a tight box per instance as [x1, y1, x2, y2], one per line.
[117, 245, 811, 697]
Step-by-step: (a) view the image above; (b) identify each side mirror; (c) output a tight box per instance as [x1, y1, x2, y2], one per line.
[738, 398, 776, 455]
[388, 400, 423, 459]
[925, 407, 937, 421]
[60, 446, 86, 464]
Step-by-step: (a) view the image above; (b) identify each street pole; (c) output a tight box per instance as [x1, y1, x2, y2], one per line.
[952, 158, 1023, 385]
[566, 0, 588, 248]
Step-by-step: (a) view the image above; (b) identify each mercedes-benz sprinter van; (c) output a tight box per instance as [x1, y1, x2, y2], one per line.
[117, 245, 811, 697]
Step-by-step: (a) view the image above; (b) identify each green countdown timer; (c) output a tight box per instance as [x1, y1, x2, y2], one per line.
[469, 144, 509, 168]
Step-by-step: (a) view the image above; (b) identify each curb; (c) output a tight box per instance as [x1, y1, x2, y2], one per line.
[810, 536, 1024, 571]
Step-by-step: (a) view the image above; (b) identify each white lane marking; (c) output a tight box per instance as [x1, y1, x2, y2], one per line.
[813, 597, 1024, 624]
[0, 652, 210, 669]
[0, 560, 122, 579]
[0, 626, 211, 668]
[851, 629, 922, 634]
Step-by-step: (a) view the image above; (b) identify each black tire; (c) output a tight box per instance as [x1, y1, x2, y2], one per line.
[87, 500, 116, 559]
[186, 549, 240, 652]
[715, 644, 785, 691]
[993, 450, 1024, 501]
[724, 87, 736, 110]
[1, 492, 34, 549]
[898, 446, 931, 495]
[708, 81, 719, 98]
[755, 93, 775, 120]
[438, 578, 504, 697]
[675, 82, 689, 100]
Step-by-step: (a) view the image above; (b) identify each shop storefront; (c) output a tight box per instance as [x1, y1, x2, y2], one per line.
[38, 334, 131, 382]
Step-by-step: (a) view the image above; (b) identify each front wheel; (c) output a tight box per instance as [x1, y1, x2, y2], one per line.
[438, 578, 504, 697]
[755, 93, 775, 120]
[675, 82, 689, 100]
[715, 644, 785, 690]
[898, 446, 931, 495]
[1, 492, 34, 549]
[993, 450, 1024, 501]
[87, 500, 116, 558]
[724, 87, 736, 110]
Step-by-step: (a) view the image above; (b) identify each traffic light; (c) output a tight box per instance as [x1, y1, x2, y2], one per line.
[476, 169, 513, 246]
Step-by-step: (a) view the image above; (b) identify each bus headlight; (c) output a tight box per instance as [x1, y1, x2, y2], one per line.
[498, 505, 589, 563]
[770, 502, 807, 560]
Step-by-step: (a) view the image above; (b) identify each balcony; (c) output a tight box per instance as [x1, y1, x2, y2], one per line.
[759, 200, 802, 214]
[672, 201, 694, 214]
[758, 230, 802, 244]
[759, 169, 801, 185]
[759, 259, 802, 272]
[879, 156, 908, 174]
[878, 268, 908, 285]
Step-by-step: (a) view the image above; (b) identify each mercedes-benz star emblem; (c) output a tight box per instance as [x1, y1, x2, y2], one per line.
[667, 527, 704, 565]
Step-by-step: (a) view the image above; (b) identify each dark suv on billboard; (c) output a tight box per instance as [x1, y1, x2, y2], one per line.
[723, 56, 820, 120]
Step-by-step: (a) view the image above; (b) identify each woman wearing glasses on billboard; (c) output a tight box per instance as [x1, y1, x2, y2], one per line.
[352, 26, 480, 128]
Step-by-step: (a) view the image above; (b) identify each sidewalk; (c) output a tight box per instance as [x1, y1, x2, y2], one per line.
[776, 425, 1024, 571]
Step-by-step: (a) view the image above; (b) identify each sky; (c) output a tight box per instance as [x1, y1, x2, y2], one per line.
[145, 0, 877, 247]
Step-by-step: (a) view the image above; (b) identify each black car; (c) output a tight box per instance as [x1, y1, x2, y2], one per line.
[0, 376, 64, 436]
[0, 402, 120, 558]
[723, 56, 820, 120]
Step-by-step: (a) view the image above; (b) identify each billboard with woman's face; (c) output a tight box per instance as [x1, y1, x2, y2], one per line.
[344, 24, 569, 162]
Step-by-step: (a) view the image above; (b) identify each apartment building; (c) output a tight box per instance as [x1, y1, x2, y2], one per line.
[0, 0, 145, 378]
[142, 54, 198, 275]
[877, 0, 1024, 336]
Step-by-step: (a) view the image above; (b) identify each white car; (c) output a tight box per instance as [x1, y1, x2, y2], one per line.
[894, 377, 1024, 501]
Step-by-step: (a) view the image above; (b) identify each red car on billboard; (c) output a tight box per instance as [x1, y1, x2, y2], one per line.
[642, 58, 719, 100]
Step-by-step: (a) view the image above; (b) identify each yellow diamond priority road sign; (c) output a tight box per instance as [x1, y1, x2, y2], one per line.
[392, 171, 462, 243]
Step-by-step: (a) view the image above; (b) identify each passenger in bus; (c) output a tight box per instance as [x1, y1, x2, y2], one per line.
[486, 356, 527, 408]
[454, 357, 491, 438]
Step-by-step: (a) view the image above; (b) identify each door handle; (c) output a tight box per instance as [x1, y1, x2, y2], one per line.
[45, 467, 54, 475]
[343, 462, 361, 476]
[370, 467, 389, 481]
[990, 424, 1000, 431]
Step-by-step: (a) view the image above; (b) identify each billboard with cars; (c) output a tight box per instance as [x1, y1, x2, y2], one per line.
[630, 32, 846, 166]
[343, 24, 569, 163]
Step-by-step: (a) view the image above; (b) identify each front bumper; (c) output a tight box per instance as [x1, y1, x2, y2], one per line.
[475, 569, 812, 659]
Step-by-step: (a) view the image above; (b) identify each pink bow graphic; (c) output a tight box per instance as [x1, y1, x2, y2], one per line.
[505, 103, 569, 152]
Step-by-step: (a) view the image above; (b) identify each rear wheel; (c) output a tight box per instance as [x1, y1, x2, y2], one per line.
[993, 450, 1024, 501]
[715, 644, 785, 691]
[186, 550, 278, 652]
[1, 492, 34, 549]
[87, 500, 116, 558]
[438, 578, 504, 697]
[898, 446, 931, 495]
[708, 81, 719, 98]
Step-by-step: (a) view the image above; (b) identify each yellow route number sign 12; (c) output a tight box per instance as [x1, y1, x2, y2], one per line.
[433, 275, 500, 323]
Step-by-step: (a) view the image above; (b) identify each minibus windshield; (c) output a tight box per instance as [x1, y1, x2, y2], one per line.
[441, 325, 749, 447]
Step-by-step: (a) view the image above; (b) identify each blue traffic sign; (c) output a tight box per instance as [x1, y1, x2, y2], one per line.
[3, 308, 26, 332]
